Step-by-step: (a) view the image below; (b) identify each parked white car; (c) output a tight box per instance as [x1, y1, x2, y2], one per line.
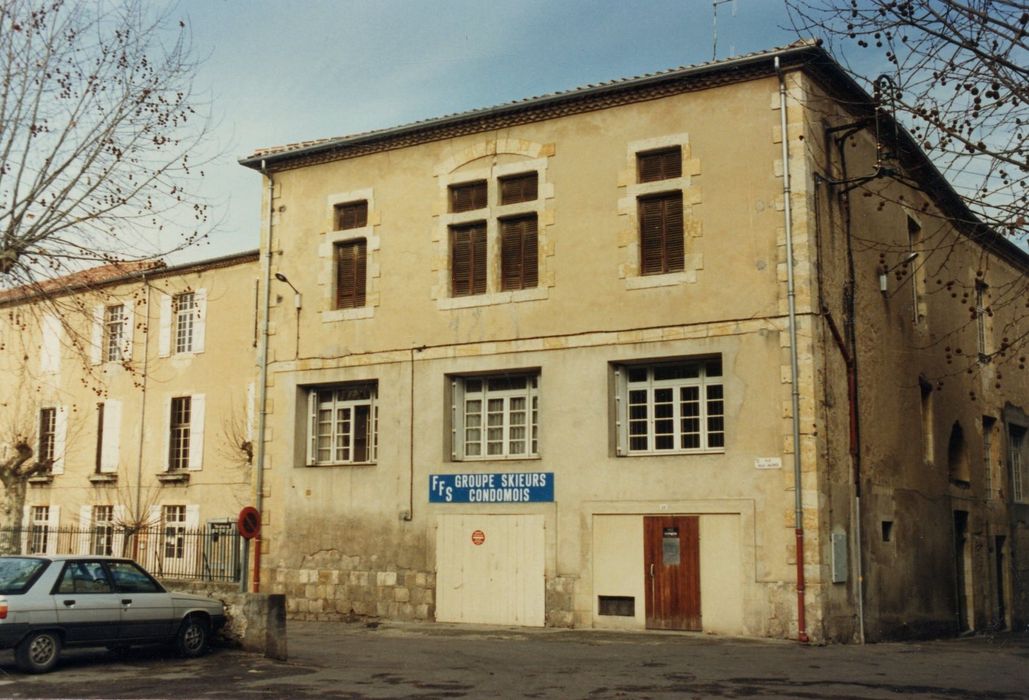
[0, 555, 226, 673]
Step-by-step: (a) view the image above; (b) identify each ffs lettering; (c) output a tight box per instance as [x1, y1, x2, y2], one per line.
[430, 474, 453, 502]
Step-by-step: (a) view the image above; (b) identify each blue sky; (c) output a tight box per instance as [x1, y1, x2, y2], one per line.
[177, 0, 802, 263]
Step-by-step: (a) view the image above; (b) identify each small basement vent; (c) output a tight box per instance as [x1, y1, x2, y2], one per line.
[598, 595, 635, 617]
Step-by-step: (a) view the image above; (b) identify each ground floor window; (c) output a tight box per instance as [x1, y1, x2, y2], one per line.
[306, 383, 378, 465]
[451, 372, 539, 460]
[29, 506, 50, 554]
[615, 357, 724, 455]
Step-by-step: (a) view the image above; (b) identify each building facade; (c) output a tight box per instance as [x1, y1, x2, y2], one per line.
[0, 252, 260, 579]
[239, 42, 1028, 642]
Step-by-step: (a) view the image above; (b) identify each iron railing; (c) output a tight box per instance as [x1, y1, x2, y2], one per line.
[0, 523, 242, 582]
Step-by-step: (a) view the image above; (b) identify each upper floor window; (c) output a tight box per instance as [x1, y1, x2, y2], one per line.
[449, 181, 487, 213]
[335, 200, 368, 230]
[159, 289, 206, 357]
[174, 293, 196, 353]
[38, 407, 57, 466]
[975, 281, 990, 360]
[169, 397, 192, 471]
[1011, 425, 1027, 503]
[499, 173, 538, 204]
[335, 240, 367, 309]
[615, 357, 724, 455]
[637, 147, 682, 183]
[635, 147, 684, 276]
[450, 222, 487, 297]
[451, 373, 539, 460]
[638, 193, 684, 275]
[306, 383, 378, 466]
[447, 172, 539, 297]
[166, 394, 204, 472]
[103, 304, 125, 362]
[500, 216, 538, 291]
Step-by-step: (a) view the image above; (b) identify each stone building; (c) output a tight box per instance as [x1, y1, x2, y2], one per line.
[238, 41, 1028, 642]
[0, 251, 260, 577]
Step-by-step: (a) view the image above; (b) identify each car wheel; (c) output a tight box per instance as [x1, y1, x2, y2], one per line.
[15, 630, 62, 674]
[176, 615, 209, 658]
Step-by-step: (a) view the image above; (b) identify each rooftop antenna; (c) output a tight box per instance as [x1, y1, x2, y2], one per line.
[712, 0, 737, 61]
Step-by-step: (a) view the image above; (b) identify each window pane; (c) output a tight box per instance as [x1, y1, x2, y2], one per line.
[449, 181, 487, 212]
[637, 147, 682, 183]
[334, 201, 368, 230]
[499, 172, 538, 204]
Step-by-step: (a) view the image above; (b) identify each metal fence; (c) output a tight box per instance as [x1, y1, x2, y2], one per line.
[0, 523, 242, 583]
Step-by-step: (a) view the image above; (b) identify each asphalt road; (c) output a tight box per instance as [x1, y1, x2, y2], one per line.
[2, 621, 1027, 699]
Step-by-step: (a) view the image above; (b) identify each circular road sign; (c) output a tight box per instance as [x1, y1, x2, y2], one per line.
[237, 506, 261, 540]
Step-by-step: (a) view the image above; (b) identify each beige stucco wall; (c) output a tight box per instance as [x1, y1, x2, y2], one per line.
[253, 71, 828, 639]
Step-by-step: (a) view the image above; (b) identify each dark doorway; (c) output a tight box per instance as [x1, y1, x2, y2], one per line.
[644, 515, 701, 631]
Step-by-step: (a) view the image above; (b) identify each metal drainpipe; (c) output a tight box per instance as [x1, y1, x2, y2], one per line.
[133, 273, 152, 548]
[252, 160, 275, 593]
[776, 55, 808, 644]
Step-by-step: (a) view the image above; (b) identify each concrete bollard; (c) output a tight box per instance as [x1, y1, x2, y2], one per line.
[240, 593, 287, 660]
[265, 593, 287, 661]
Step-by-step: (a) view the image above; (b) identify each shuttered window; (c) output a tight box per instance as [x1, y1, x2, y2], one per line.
[637, 147, 682, 183]
[449, 181, 487, 213]
[169, 397, 191, 472]
[335, 240, 367, 309]
[500, 173, 538, 205]
[334, 201, 368, 230]
[500, 215, 538, 291]
[639, 193, 684, 275]
[450, 223, 487, 296]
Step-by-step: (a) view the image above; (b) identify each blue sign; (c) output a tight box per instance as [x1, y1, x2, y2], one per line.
[429, 472, 554, 503]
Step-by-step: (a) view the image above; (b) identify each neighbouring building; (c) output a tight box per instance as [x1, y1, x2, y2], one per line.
[0, 251, 260, 581]
[237, 41, 1028, 642]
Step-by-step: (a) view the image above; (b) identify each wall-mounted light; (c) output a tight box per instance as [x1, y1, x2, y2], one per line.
[879, 252, 918, 294]
[274, 272, 302, 309]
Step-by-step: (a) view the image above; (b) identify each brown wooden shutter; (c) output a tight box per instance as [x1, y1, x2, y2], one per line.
[639, 193, 684, 274]
[500, 215, 538, 290]
[335, 240, 367, 308]
[500, 173, 538, 205]
[334, 201, 368, 230]
[637, 147, 682, 183]
[450, 223, 486, 296]
[449, 181, 487, 213]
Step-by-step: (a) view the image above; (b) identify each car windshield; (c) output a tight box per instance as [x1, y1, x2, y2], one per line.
[0, 557, 48, 594]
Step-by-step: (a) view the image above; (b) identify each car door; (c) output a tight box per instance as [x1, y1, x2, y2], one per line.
[52, 560, 123, 643]
[106, 560, 176, 642]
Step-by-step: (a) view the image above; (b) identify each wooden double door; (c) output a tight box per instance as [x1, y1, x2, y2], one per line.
[644, 515, 701, 631]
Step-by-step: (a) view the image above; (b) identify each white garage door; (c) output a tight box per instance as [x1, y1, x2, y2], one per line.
[435, 514, 544, 626]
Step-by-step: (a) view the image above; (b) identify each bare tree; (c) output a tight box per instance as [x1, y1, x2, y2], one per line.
[786, 0, 1027, 240]
[0, 0, 210, 290]
[786, 1, 1029, 376]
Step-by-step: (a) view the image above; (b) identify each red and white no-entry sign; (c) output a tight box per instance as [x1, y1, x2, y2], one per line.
[471, 529, 486, 546]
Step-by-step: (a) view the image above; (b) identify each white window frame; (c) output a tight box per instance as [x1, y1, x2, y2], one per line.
[104, 304, 125, 362]
[91, 505, 115, 556]
[174, 292, 196, 353]
[305, 383, 378, 466]
[450, 373, 540, 461]
[615, 358, 725, 456]
[164, 394, 204, 472]
[27, 505, 59, 555]
[160, 289, 206, 356]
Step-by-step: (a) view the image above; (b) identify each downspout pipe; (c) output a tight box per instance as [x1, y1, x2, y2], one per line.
[776, 56, 809, 644]
[252, 159, 275, 593]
